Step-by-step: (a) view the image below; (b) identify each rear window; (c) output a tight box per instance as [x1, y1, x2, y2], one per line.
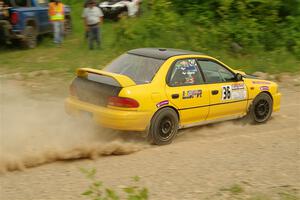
[104, 53, 164, 85]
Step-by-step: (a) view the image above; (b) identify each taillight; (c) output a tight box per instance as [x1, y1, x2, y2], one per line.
[108, 96, 139, 108]
[69, 84, 77, 96]
[10, 12, 19, 25]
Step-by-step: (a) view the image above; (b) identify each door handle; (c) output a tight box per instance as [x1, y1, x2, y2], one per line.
[171, 94, 179, 99]
[211, 90, 219, 95]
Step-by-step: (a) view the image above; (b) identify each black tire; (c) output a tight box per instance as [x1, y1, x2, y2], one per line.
[21, 26, 37, 49]
[117, 11, 128, 19]
[64, 17, 72, 36]
[248, 92, 273, 123]
[147, 108, 179, 145]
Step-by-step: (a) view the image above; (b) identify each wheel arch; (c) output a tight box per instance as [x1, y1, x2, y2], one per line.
[25, 18, 37, 29]
[248, 91, 273, 112]
[151, 106, 180, 123]
[259, 91, 273, 101]
[23, 18, 38, 35]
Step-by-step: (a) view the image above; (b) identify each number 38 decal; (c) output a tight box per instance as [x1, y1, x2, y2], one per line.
[222, 85, 232, 100]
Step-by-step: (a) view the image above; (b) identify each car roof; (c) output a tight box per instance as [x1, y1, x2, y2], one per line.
[127, 48, 204, 60]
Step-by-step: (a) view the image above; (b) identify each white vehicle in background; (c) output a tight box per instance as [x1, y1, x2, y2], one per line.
[99, 0, 141, 20]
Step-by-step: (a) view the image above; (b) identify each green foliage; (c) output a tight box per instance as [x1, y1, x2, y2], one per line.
[1, 0, 299, 74]
[220, 184, 244, 195]
[115, 0, 300, 59]
[115, 0, 186, 48]
[80, 168, 148, 200]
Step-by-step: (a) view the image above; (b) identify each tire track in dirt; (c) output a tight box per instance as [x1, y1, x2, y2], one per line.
[0, 78, 299, 174]
[0, 78, 299, 199]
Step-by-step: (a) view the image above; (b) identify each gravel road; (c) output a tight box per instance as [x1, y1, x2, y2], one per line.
[0, 76, 299, 200]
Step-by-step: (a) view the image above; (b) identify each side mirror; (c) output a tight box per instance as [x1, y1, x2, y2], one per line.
[236, 73, 243, 81]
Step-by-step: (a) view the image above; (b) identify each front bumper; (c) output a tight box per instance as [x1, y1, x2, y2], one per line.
[273, 92, 281, 112]
[65, 97, 152, 131]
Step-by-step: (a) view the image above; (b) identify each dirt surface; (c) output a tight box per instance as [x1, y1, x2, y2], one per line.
[0, 73, 300, 200]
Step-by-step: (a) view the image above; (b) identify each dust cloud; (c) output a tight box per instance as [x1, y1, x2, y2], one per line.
[0, 80, 148, 173]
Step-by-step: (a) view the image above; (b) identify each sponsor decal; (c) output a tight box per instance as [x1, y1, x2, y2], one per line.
[156, 100, 169, 108]
[183, 90, 202, 99]
[222, 84, 247, 101]
[252, 81, 271, 85]
[222, 85, 232, 100]
[232, 83, 245, 90]
[260, 86, 269, 91]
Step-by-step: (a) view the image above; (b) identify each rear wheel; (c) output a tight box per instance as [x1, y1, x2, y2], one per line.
[21, 26, 37, 49]
[147, 108, 178, 145]
[249, 93, 273, 123]
[64, 17, 72, 36]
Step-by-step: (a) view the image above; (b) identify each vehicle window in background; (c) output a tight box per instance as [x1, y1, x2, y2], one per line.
[37, 0, 48, 6]
[104, 53, 164, 85]
[197, 60, 236, 83]
[168, 59, 204, 87]
[14, 0, 29, 7]
[2, 0, 12, 6]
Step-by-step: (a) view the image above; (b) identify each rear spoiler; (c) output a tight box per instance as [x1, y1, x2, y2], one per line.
[76, 68, 136, 88]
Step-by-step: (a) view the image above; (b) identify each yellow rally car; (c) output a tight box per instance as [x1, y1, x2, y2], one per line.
[65, 48, 281, 145]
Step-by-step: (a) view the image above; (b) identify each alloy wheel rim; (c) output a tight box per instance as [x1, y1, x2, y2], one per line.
[254, 99, 270, 121]
[158, 117, 174, 140]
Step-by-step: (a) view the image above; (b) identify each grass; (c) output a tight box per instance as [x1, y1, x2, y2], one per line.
[0, 2, 124, 74]
[220, 184, 244, 195]
[0, 2, 300, 75]
[218, 183, 300, 200]
[80, 168, 148, 200]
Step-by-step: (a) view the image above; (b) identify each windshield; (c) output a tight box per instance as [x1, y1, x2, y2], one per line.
[104, 53, 164, 84]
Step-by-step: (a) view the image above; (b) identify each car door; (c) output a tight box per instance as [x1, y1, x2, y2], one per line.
[35, 0, 51, 33]
[165, 58, 209, 127]
[197, 59, 248, 120]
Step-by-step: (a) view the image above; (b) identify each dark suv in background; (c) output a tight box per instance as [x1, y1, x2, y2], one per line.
[0, 0, 71, 48]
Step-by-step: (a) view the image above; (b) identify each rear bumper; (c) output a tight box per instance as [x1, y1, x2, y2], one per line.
[0, 20, 23, 43]
[65, 97, 152, 131]
[273, 92, 281, 112]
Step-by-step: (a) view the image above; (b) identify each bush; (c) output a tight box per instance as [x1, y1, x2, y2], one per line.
[114, 0, 300, 58]
[80, 168, 149, 200]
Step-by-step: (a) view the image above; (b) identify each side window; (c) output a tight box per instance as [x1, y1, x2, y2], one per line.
[197, 60, 236, 83]
[168, 59, 204, 87]
[37, 0, 48, 6]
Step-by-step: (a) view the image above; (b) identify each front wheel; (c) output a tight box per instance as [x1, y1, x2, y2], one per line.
[64, 17, 72, 36]
[248, 93, 273, 123]
[21, 26, 37, 49]
[147, 108, 179, 145]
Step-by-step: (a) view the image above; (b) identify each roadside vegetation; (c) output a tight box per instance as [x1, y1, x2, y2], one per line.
[80, 168, 148, 200]
[0, 0, 299, 75]
[217, 183, 300, 200]
[80, 168, 299, 200]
